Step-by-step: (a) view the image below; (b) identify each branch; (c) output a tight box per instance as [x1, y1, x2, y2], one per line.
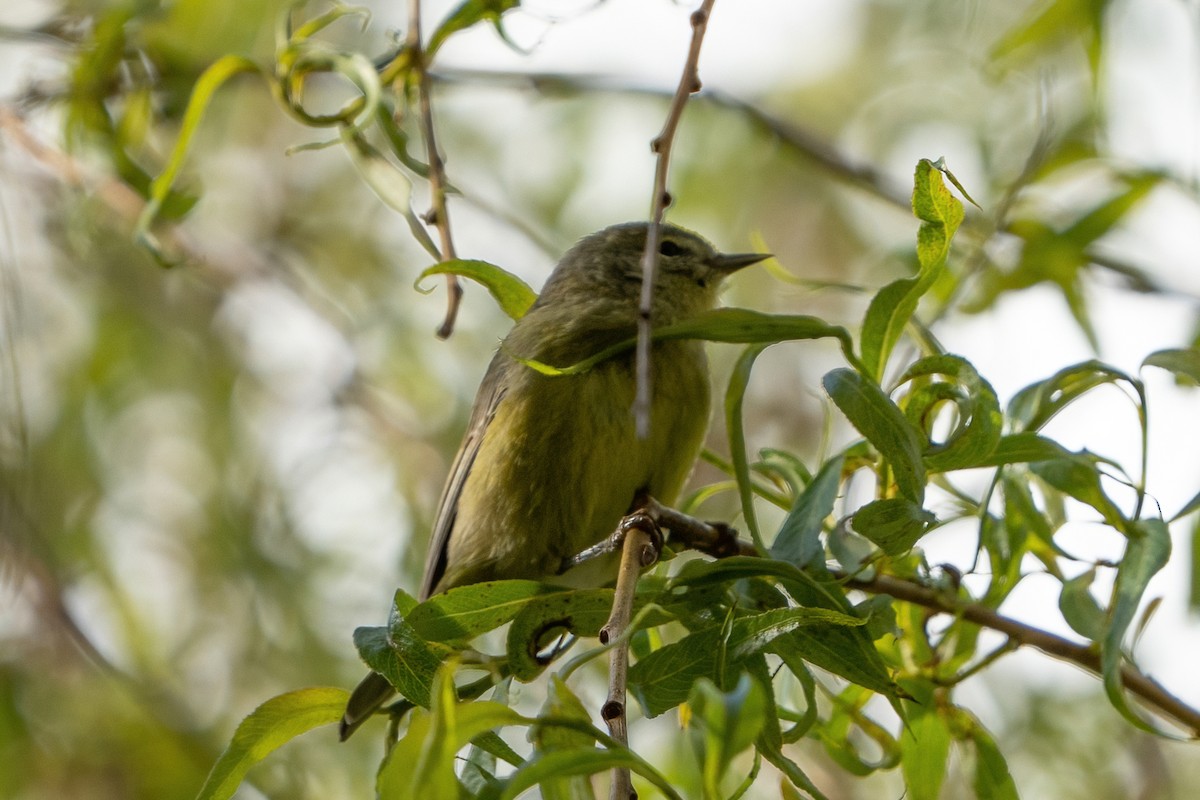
[633, 0, 718, 440]
[406, 0, 462, 339]
[655, 505, 1200, 737]
[845, 572, 1200, 738]
[599, 512, 662, 800]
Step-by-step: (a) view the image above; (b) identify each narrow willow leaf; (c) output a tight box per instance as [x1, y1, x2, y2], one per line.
[518, 308, 858, 377]
[967, 715, 1020, 800]
[769, 624, 898, 699]
[771, 454, 844, 567]
[1058, 568, 1106, 641]
[824, 368, 926, 503]
[533, 678, 597, 800]
[407, 580, 560, 641]
[728, 607, 864, 662]
[136, 55, 261, 247]
[669, 555, 848, 612]
[898, 354, 1003, 472]
[506, 589, 623, 681]
[1030, 453, 1127, 532]
[1102, 519, 1172, 732]
[1143, 348, 1200, 386]
[378, 687, 525, 800]
[427, 0, 523, 58]
[353, 590, 447, 709]
[728, 345, 768, 551]
[900, 701, 951, 800]
[688, 675, 768, 797]
[194, 688, 348, 800]
[629, 628, 724, 717]
[417, 259, 537, 321]
[851, 498, 936, 556]
[1008, 360, 1145, 435]
[759, 736, 832, 800]
[489, 746, 684, 800]
[977, 432, 1073, 467]
[859, 160, 964, 381]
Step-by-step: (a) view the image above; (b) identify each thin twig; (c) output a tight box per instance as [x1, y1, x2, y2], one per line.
[600, 513, 661, 800]
[633, 0, 718, 440]
[406, 0, 462, 339]
[653, 503, 1200, 736]
[844, 571, 1200, 737]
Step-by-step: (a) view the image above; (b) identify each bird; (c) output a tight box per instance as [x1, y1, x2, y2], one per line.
[340, 221, 766, 739]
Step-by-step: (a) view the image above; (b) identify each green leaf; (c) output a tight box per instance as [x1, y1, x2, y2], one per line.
[898, 355, 1003, 472]
[912, 158, 967, 270]
[417, 259, 537, 321]
[859, 159, 964, 381]
[823, 368, 926, 503]
[668, 558, 900, 698]
[728, 345, 768, 552]
[490, 746, 684, 800]
[136, 55, 262, 251]
[353, 590, 447, 709]
[427, 0, 524, 58]
[1010, 361, 1122, 432]
[771, 454, 844, 567]
[379, 666, 526, 800]
[518, 308, 858, 376]
[851, 498, 936, 556]
[900, 701, 951, 800]
[1058, 568, 1106, 641]
[1030, 452, 1127, 532]
[758, 735, 831, 800]
[669, 556, 848, 611]
[629, 628, 724, 717]
[407, 580, 561, 641]
[1102, 519, 1172, 732]
[769, 624, 898, 699]
[506, 589, 622, 681]
[533, 678, 597, 800]
[859, 276, 935, 384]
[687, 675, 768, 798]
[977, 432, 1073, 467]
[729, 607, 864, 662]
[194, 687, 348, 800]
[970, 722, 1020, 800]
[1143, 348, 1200, 386]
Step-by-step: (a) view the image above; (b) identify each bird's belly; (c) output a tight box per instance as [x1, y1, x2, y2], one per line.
[444, 343, 709, 588]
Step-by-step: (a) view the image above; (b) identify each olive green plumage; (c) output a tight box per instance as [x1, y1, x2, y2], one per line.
[341, 222, 765, 739]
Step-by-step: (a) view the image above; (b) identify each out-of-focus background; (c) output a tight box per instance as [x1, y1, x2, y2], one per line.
[1, 0, 1198, 798]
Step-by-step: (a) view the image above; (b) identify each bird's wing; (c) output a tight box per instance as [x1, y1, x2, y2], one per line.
[418, 350, 509, 600]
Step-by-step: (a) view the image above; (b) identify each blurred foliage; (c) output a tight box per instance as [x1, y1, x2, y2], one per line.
[2, 1, 1200, 799]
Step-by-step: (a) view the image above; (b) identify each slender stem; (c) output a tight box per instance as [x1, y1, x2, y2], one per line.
[601, 515, 659, 800]
[653, 501, 1200, 737]
[406, 0, 462, 339]
[633, 0, 718, 439]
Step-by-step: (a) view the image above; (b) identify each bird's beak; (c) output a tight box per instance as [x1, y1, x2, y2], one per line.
[712, 251, 770, 273]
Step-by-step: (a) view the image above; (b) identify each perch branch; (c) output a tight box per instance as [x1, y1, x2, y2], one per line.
[633, 0, 718, 440]
[599, 510, 662, 800]
[653, 504, 1200, 736]
[406, 0, 462, 339]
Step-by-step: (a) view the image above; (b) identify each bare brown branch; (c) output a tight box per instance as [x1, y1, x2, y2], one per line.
[655, 502, 1200, 737]
[601, 512, 661, 800]
[406, 0, 462, 339]
[633, 0, 718, 440]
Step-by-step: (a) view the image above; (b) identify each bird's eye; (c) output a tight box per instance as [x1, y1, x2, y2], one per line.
[658, 240, 684, 257]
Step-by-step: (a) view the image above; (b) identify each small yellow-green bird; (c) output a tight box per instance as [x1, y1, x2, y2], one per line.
[340, 221, 766, 738]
